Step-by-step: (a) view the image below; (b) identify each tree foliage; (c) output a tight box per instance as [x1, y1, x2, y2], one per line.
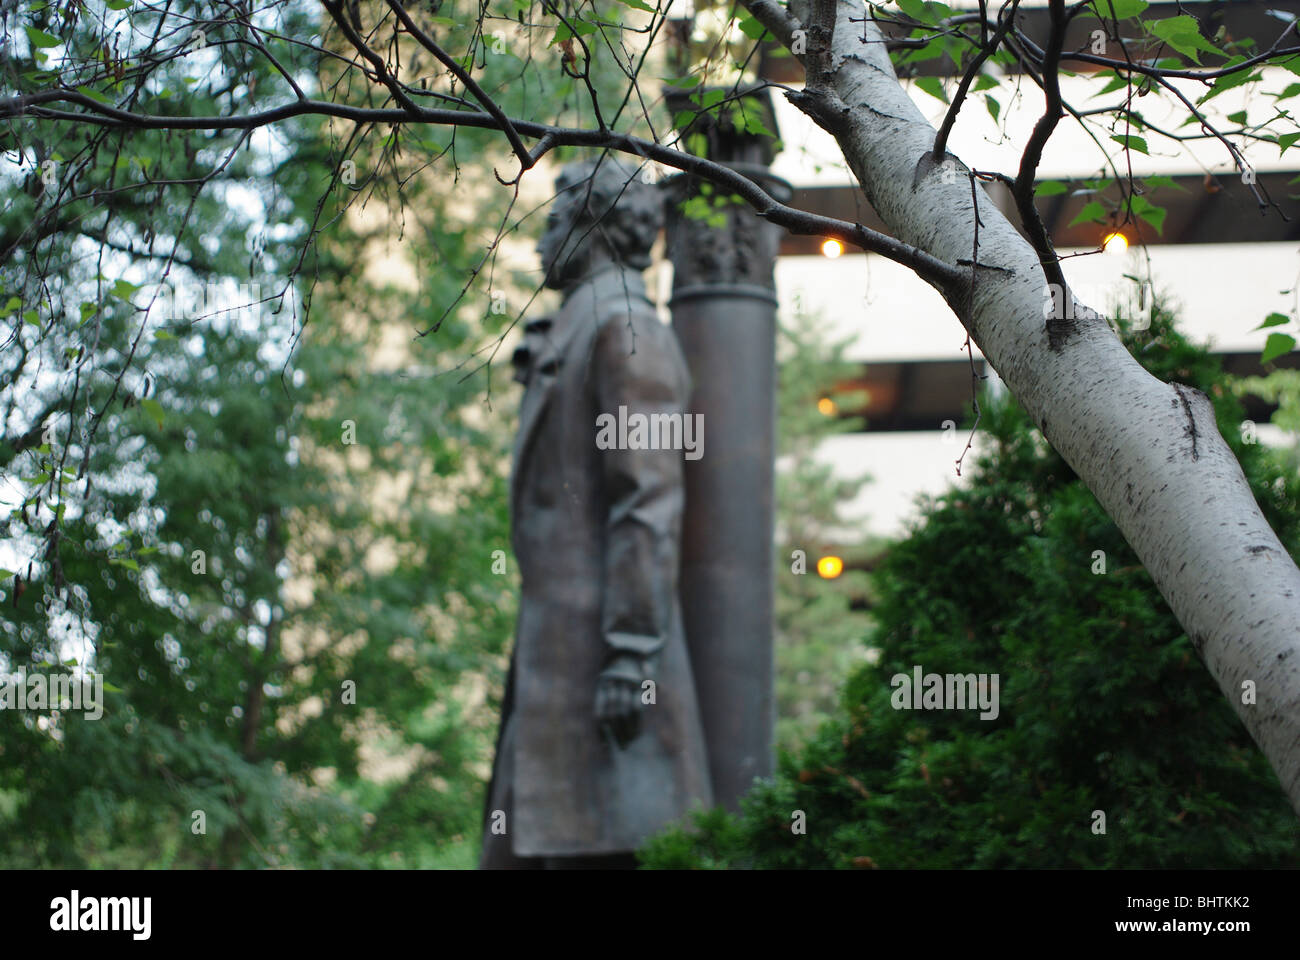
[773, 305, 875, 751]
[1, 9, 531, 865]
[641, 306, 1300, 868]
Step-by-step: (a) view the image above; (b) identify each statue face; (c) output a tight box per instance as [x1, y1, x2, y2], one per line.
[537, 191, 591, 291]
[538, 162, 657, 289]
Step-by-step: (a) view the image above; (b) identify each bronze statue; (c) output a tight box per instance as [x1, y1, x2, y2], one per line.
[479, 159, 712, 869]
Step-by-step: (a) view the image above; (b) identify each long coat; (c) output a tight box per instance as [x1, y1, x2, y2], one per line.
[484, 265, 713, 858]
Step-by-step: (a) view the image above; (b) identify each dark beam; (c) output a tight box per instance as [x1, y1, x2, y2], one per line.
[756, 0, 1300, 81]
[775, 170, 1300, 256]
[831, 351, 1300, 433]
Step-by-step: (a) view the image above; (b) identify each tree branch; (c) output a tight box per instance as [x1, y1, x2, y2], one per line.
[383, 0, 534, 178]
[1, 91, 963, 288]
[1013, 0, 1069, 344]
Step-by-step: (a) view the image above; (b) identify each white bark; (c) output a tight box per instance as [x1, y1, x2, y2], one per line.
[754, 0, 1300, 812]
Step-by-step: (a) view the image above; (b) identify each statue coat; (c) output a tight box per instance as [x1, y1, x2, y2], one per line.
[484, 266, 713, 858]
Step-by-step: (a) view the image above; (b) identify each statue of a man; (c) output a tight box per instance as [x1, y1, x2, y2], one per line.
[479, 159, 712, 869]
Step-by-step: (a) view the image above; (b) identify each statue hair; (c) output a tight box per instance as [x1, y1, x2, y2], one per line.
[554, 159, 663, 270]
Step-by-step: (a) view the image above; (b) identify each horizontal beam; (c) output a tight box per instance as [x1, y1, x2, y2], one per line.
[828, 351, 1300, 433]
[777, 170, 1300, 255]
[756, 0, 1300, 81]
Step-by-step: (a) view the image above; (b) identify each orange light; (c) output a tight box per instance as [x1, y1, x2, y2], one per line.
[821, 238, 844, 258]
[817, 396, 837, 416]
[1103, 232, 1129, 255]
[817, 556, 844, 579]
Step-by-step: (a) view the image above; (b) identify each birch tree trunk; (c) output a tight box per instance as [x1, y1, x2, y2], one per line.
[747, 0, 1300, 813]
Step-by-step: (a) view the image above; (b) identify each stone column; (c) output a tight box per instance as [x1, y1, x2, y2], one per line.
[662, 87, 790, 810]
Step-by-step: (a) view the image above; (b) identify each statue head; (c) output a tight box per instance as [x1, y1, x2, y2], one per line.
[537, 158, 663, 290]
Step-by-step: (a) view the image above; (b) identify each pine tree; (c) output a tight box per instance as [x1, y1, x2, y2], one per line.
[641, 306, 1300, 868]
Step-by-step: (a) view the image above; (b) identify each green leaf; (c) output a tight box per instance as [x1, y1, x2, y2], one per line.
[101, 680, 123, 693]
[1142, 174, 1186, 191]
[1278, 131, 1300, 154]
[1111, 134, 1149, 155]
[736, 14, 767, 39]
[896, 0, 928, 21]
[110, 557, 140, 572]
[1275, 83, 1300, 101]
[1092, 0, 1148, 20]
[25, 26, 61, 49]
[695, 88, 726, 110]
[111, 279, 140, 301]
[106, 0, 132, 8]
[902, 38, 949, 65]
[984, 94, 1000, 124]
[972, 74, 999, 93]
[3, 295, 20, 315]
[734, 110, 775, 138]
[141, 398, 165, 429]
[1148, 15, 1221, 65]
[1262, 332, 1296, 364]
[23, 310, 39, 327]
[0, 570, 12, 582]
[1225, 110, 1247, 125]
[551, 19, 598, 44]
[1094, 71, 1130, 97]
[1255, 312, 1291, 330]
[1197, 59, 1259, 104]
[913, 75, 948, 103]
[1128, 194, 1166, 233]
[1070, 200, 1108, 227]
[76, 86, 113, 105]
[1035, 180, 1069, 197]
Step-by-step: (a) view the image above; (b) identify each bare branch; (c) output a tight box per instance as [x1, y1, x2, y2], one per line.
[2, 91, 963, 287]
[1014, 0, 1069, 331]
[384, 0, 534, 177]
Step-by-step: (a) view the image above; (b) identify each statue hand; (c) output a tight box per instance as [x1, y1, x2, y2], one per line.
[595, 670, 643, 750]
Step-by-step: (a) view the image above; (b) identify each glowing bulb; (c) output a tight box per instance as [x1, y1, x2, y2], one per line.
[817, 556, 844, 579]
[1103, 232, 1129, 255]
[821, 238, 844, 258]
[817, 397, 837, 416]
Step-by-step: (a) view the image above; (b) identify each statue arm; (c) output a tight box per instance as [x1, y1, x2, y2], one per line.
[591, 312, 689, 688]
